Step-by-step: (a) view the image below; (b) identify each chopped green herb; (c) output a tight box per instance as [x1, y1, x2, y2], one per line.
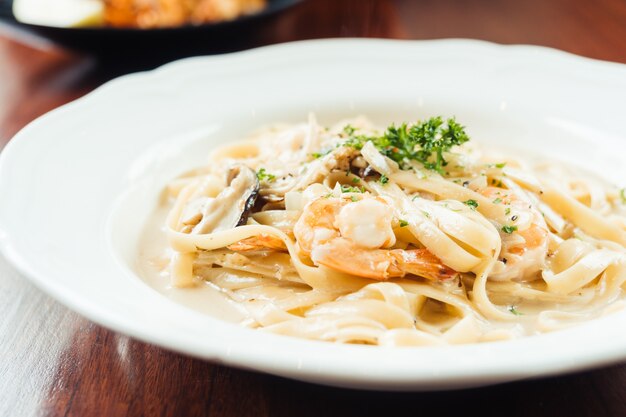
[464, 199, 479, 210]
[343, 124, 356, 136]
[505, 207, 511, 215]
[501, 225, 518, 234]
[342, 117, 470, 174]
[380, 174, 389, 185]
[620, 188, 626, 204]
[351, 177, 361, 184]
[495, 162, 507, 169]
[421, 210, 431, 219]
[493, 197, 502, 204]
[343, 135, 365, 150]
[311, 149, 331, 159]
[508, 306, 523, 316]
[256, 168, 276, 182]
[350, 195, 359, 202]
[340, 184, 364, 193]
[399, 219, 409, 227]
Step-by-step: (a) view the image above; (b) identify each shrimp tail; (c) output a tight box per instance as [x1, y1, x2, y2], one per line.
[392, 249, 458, 281]
[228, 234, 287, 252]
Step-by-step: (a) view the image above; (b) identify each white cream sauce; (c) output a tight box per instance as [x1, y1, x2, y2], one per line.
[136, 205, 248, 323]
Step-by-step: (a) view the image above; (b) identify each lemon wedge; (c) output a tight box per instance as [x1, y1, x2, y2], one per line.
[13, 0, 104, 28]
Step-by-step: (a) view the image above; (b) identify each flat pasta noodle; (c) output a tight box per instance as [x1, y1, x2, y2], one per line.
[141, 115, 626, 346]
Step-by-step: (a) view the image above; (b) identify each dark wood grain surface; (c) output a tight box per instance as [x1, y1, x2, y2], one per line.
[1, 1, 625, 416]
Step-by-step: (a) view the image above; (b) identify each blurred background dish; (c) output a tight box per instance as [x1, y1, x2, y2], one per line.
[102, 0, 267, 29]
[0, 0, 301, 51]
[13, 0, 267, 29]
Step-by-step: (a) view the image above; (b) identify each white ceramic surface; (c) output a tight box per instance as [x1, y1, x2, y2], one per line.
[1, 39, 625, 391]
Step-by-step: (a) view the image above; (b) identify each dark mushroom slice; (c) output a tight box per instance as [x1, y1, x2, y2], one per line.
[191, 164, 259, 234]
[227, 165, 260, 227]
[358, 165, 381, 180]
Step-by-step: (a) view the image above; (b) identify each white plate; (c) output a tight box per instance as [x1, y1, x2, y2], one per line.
[1, 39, 625, 391]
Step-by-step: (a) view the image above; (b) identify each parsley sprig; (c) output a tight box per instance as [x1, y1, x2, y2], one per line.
[342, 117, 470, 174]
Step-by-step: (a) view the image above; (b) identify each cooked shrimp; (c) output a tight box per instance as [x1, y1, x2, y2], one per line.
[227, 234, 287, 252]
[293, 196, 457, 281]
[480, 187, 549, 280]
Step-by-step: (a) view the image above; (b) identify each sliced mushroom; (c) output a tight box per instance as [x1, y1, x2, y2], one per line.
[191, 164, 259, 234]
[180, 197, 206, 226]
[358, 165, 380, 180]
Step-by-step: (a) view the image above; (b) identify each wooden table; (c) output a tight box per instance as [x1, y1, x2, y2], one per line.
[1, 1, 625, 415]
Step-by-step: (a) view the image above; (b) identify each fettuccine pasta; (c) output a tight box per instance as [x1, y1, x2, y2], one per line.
[142, 115, 626, 346]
